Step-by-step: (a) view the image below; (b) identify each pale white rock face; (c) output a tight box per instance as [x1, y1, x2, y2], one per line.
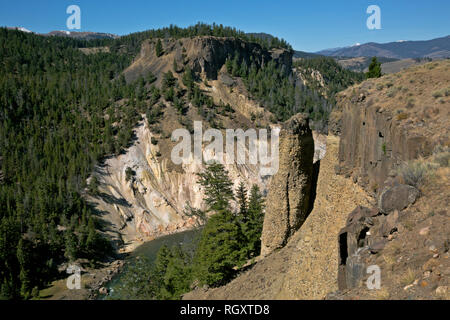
[86, 117, 269, 252]
[313, 131, 327, 163]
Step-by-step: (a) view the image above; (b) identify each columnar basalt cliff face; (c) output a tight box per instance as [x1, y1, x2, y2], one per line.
[331, 61, 449, 191]
[333, 96, 432, 190]
[123, 36, 292, 83]
[330, 61, 450, 300]
[260, 113, 314, 257]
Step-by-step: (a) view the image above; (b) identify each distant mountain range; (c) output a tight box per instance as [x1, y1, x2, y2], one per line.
[316, 35, 450, 59]
[7, 27, 449, 60]
[6, 27, 118, 40]
[44, 30, 118, 40]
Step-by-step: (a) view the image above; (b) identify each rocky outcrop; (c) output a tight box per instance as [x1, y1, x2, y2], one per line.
[378, 184, 419, 213]
[337, 204, 403, 290]
[337, 183, 420, 290]
[337, 186, 428, 293]
[330, 61, 450, 191]
[260, 114, 314, 257]
[332, 94, 432, 189]
[123, 36, 292, 83]
[329, 61, 450, 299]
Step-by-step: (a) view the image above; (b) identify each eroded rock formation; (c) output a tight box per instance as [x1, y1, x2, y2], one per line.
[260, 113, 314, 257]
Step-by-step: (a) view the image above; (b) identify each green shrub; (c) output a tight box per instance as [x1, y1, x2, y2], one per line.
[396, 112, 408, 120]
[433, 146, 450, 167]
[398, 161, 428, 188]
[432, 90, 444, 98]
[382, 142, 387, 155]
[387, 88, 397, 98]
[125, 167, 136, 182]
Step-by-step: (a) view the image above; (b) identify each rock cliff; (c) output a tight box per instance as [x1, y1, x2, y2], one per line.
[330, 60, 449, 192]
[331, 60, 449, 299]
[123, 36, 292, 83]
[86, 117, 268, 252]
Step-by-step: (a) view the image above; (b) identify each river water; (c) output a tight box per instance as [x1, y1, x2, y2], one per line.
[103, 228, 202, 299]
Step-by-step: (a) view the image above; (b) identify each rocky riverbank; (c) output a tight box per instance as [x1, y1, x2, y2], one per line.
[40, 258, 125, 300]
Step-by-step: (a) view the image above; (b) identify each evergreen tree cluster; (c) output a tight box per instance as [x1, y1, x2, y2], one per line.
[107, 22, 292, 60]
[224, 53, 365, 132]
[0, 28, 156, 299]
[293, 57, 365, 102]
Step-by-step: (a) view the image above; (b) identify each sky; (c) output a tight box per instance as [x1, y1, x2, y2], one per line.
[1, 0, 449, 52]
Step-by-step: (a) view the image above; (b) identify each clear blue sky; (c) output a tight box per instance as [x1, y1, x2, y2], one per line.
[1, 0, 449, 52]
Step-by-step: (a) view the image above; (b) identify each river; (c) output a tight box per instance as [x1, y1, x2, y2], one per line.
[102, 228, 202, 299]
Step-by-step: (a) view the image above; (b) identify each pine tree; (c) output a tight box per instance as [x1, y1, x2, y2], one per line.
[85, 217, 97, 257]
[16, 239, 31, 299]
[194, 209, 245, 287]
[235, 181, 248, 220]
[160, 245, 193, 299]
[182, 67, 194, 92]
[196, 163, 234, 213]
[64, 229, 78, 262]
[162, 71, 176, 89]
[245, 185, 265, 257]
[194, 164, 250, 286]
[366, 57, 382, 78]
[155, 244, 171, 276]
[155, 39, 163, 57]
[231, 54, 240, 77]
[225, 57, 233, 74]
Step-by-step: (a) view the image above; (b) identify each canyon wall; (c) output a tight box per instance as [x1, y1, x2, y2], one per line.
[123, 36, 292, 83]
[330, 61, 449, 191]
[86, 118, 268, 252]
[330, 60, 450, 299]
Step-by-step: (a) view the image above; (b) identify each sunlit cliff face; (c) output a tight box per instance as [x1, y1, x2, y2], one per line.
[86, 117, 270, 252]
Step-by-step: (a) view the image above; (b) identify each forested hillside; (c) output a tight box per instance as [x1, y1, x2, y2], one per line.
[294, 57, 365, 102]
[0, 28, 140, 299]
[0, 24, 292, 299]
[0, 23, 361, 299]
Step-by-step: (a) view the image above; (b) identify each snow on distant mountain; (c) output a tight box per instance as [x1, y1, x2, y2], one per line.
[316, 35, 450, 59]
